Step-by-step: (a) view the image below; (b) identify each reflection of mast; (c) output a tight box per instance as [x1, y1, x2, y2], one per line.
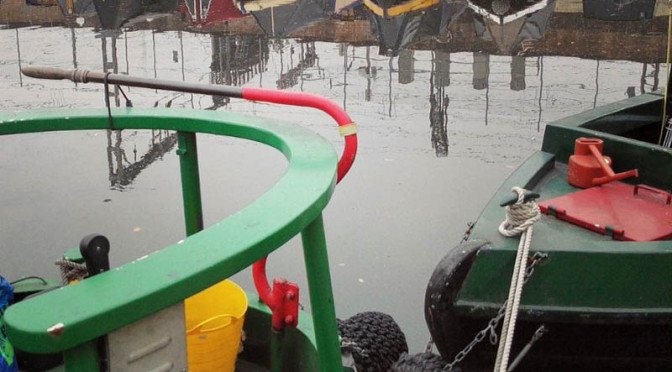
[342, 43, 347, 109]
[16, 29, 23, 87]
[71, 26, 78, 68]
[365, 46, 373, 102]
[388, 56, 393, 117]
[537, 56, 543, 131]
[430, 51, 449, 157]
[593, 59, 599, 108]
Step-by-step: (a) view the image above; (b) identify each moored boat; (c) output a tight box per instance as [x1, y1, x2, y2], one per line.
[425, 89, 672, 370]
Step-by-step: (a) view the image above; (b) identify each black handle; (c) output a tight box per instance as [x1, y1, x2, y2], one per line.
[79, 234, 111, 277]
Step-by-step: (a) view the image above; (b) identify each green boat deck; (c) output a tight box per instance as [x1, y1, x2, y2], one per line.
[455, 92, 672, 322]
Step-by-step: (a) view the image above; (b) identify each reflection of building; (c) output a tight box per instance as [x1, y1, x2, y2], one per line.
[276, 41, 319, 89]
[209, 34, 269, 107]
[180, 0, 247, 26]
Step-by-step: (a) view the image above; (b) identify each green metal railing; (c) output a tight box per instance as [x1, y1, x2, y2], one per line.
[0, 107, 342, 371]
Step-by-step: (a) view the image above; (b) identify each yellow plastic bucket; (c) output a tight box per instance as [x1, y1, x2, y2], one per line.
[184, 280, 247, 372]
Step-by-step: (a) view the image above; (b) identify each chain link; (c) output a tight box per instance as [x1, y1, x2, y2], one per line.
[442, 252, 548, 371]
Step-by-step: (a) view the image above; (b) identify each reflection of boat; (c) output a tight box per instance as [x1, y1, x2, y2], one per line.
[583, 0, 656, 21]
[238, 0, 334, 37]
[56, 0, 95, 16]
[25, 0, 58, 6]
[469, 0, 555, 53]
[368, 0, 466, 56]
[180, 0, 247, 26]
[363, 0, 439, 17]
[425, 89, 672, 370]
[92, 0, 179, 29]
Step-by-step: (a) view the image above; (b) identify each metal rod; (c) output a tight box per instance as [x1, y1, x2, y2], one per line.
[301, 214, 342, 372]
[21, 66, 243, 99]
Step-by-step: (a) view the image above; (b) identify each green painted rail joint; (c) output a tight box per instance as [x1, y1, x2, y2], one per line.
[0, 108, 341, 371]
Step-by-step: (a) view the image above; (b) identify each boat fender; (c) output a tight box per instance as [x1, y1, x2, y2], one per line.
[391, 352, 453, 372]
[424, 239, 489, 362]
[337, 311, 408, 372]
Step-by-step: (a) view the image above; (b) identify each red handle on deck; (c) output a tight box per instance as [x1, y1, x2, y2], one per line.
[244, 87, 357, 324]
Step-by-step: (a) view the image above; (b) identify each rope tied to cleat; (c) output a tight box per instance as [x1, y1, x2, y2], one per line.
[494, 186, 541, 372]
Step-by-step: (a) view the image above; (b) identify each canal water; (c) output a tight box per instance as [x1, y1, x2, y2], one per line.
[0, 0, 668, 356]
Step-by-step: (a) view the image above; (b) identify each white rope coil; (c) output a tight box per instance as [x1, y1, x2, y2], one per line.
[493, 186, 541, 372]
[498, 186, 540, 237]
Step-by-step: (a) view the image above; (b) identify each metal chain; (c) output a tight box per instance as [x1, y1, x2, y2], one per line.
[442, 252, 548, 371]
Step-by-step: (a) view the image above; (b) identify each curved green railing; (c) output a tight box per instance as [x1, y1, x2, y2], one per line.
[0, 107, 342, 371]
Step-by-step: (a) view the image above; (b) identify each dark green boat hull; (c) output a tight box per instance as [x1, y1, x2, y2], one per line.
[430, 92, 672, 370]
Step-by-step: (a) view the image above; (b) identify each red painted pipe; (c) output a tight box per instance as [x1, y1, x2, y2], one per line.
[242, 87, 357, 182]
[243, 87, 358, 320]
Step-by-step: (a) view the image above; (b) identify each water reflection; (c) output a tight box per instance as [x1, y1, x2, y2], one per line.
[1, 0, 669, 168]
[2, 0, 672, 353]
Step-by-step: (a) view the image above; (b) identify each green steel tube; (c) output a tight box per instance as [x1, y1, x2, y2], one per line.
[63, 341, 99, 372]
[301, 214, 342, 372]
[177, 131, 204, 236]
[270, 329, 284, 372]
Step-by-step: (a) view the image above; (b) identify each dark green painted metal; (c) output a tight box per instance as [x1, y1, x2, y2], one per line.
[457, 247, 672, 320]
[456, 92, 672, 323]
[177, 131, 204, 236]
[270, 330, 283, 372]
[1, 108, 338, 356]
[63, 247, 84, 263]
[62, 341, 98, 372]
[240, 292, 320, 370]
[301, 214, 343, 372]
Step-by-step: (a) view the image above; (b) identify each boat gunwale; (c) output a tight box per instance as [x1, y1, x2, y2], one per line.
[1, 107, 338, 354]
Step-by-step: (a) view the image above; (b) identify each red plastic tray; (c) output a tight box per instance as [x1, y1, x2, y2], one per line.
[538, 182, 672, 241]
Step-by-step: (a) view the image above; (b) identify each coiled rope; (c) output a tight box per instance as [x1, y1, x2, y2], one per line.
[494, 186, 540, 372]
[54, 258, 88, 284]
